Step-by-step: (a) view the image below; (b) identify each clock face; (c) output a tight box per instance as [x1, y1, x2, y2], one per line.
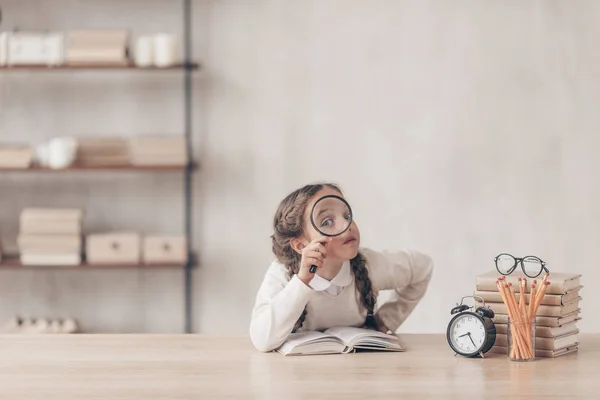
[448, 313, 486, 355]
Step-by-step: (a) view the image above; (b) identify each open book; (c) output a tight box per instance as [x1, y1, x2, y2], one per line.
[276, 326, 405, 356]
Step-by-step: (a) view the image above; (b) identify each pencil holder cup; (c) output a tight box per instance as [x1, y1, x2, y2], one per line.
[507, 317, 536, 362]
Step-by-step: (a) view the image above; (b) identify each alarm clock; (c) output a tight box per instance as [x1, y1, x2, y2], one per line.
[447, 296, 496, 358]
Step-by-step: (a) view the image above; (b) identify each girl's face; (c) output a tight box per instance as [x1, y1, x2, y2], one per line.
[302, 187, 361, 262]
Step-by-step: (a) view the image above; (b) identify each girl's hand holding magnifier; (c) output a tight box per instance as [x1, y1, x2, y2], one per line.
[297, 237, 331, 285]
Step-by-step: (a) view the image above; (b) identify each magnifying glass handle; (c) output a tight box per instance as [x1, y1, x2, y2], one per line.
[309, 240, 327, 274]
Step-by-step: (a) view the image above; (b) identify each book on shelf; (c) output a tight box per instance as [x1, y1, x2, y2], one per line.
[20, 253, 81, 266]
[74, 156, 131, 167]
[20, 208, 83, 223]
[276, 326, 404, 356]
[494, 331, 579, 351]
[17, 240, 81, 255]
[77, 138, 129, 153]
[494, 320, 580, 338]
[20, 220, 82, 235]
[67, 50, 127, 60]
[490, 345, 578, 358]
[0, 146, 33, 168]
[476, 270, 581, 295]
[17, 234, 82, 251]
[20, 208, 83, 235]
[476, 297, 581, 317]
[17, 247, 82, 256]
[66, 29, 129, 65]
[67, 29, 130, 47]
[129, 137, 186, 153]
[75, 138, 130, 166]
[492, 310, 581, 327]
[129, 157, 187, 166]
[129, 137, 187, 166]
[17, 208, 83, 266]
[473, 286, 582, 306]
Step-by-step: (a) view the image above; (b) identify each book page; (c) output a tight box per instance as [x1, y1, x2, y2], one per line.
[277, 331, 345, 356]
[554, 333, 579, 350]
[282, 331, 335, 347]
[324, 326, 400, 347]
[551, 322, 579, 337]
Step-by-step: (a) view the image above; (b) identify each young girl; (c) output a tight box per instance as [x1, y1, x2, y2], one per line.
[249, 183, 434, 352]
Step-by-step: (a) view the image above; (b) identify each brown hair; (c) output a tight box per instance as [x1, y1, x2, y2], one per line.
[271, 183, 377, 332]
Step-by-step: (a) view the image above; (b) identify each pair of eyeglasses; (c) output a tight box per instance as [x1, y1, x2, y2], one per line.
[494, 253, 549, 278]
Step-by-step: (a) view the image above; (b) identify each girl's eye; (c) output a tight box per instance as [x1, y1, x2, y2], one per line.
[321, 218, 333, 227]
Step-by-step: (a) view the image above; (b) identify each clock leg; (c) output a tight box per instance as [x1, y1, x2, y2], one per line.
[479, 351, 485, 359]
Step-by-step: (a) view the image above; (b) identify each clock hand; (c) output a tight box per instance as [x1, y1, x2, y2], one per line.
[467, 333, 477, 348]
[458, 332, 471, 338]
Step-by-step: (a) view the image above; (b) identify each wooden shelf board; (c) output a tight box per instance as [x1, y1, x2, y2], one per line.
[0, 63, 200, 71]
[0, 257, 186, 269]
[0, 164, 191, 172]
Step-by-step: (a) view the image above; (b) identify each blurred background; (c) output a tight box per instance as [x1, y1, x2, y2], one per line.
[0, 0, 595, 335]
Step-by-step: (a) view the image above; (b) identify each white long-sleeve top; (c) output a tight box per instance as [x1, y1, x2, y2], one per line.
[249, 247, 434, 352]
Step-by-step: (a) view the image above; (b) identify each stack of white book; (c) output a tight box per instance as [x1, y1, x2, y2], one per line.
[75, 138, 130, 167]
[129, 137, 187, 166]
[0, 146, 33, 168]
[18, 208, 83, 266]
[474, 270, 582, 358]
[66, 30, 129, 65]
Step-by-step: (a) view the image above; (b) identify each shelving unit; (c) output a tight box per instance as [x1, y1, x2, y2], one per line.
[0, 0, 198, 333]
[0, 255, 186, 269]
[0, 164, 194, 172]
[0, 63, 200, 71]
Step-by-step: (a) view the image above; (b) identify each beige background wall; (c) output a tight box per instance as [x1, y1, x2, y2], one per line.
[0, 0, 596, 334]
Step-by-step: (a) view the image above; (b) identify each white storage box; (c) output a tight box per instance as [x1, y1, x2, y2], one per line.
[86, 233, 140, 265]
[143, 236, 187, 265]
[7, 31, 64, 66]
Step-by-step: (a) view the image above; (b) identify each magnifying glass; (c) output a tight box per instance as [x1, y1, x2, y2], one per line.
[308, 195, 353, 273]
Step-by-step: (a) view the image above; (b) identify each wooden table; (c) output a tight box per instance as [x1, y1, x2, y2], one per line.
[0, 334, 597, 399]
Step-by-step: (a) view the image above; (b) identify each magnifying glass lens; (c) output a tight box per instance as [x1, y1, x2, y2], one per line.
[311, 197, 352, 236]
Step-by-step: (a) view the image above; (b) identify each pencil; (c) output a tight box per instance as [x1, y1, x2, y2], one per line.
[496, 281, 522, 359]
[508, 283, 533, 359]
[505, 283, 532, 358]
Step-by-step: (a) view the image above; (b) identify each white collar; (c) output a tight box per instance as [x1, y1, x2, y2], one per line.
[309, 260, 353, 291]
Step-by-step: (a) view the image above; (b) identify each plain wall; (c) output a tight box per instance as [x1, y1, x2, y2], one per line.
[0, 0, 595, 334]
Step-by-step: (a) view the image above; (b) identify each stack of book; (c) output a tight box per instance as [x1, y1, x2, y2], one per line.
[17, 208, 83, 266]
[66, 30, 129, 66]
[0, 146, 33, 168]
[474, 270, 582, 358]
[75, 138, 130, 167]
[129, 137, 187, 166]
